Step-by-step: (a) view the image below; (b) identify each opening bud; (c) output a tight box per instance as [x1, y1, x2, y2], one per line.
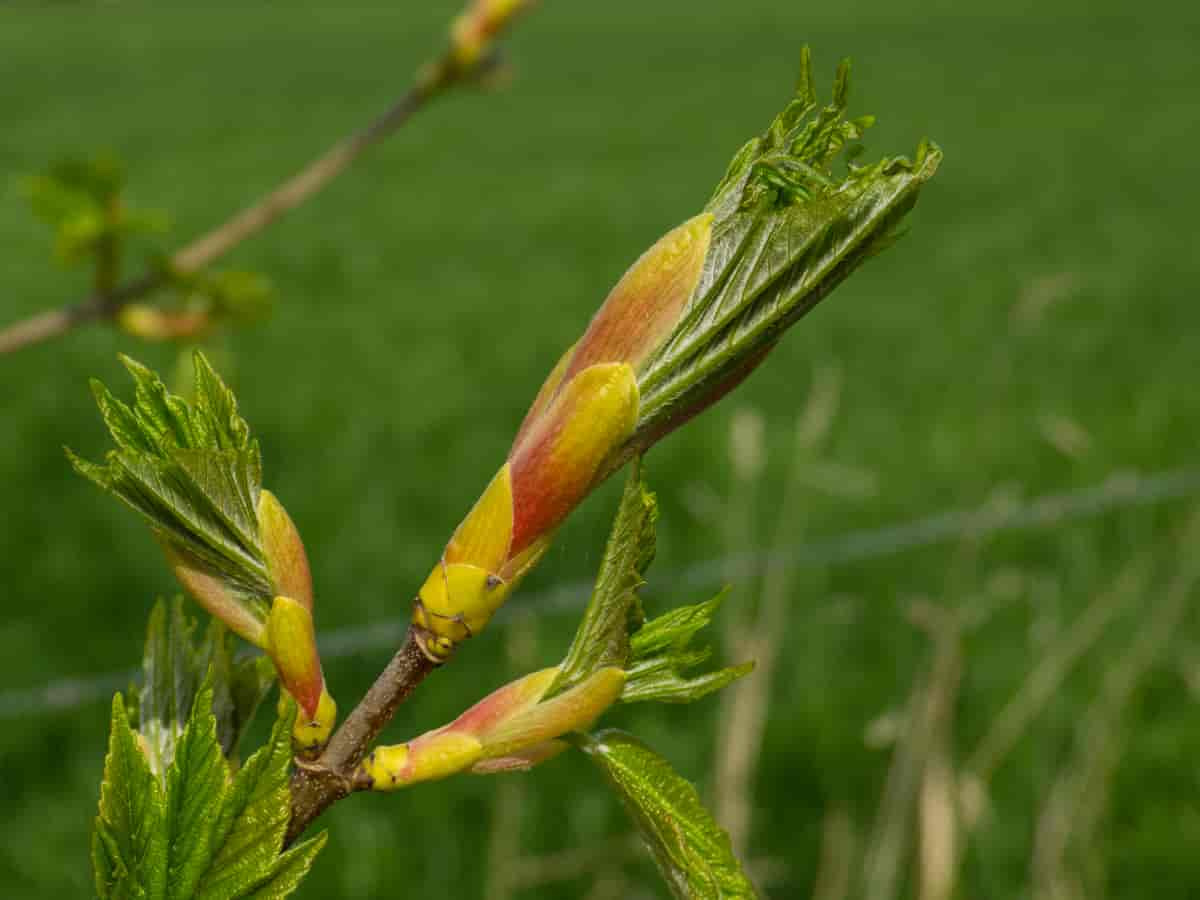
[265, 595, 329, 725]
[358, 666, 624, 791]
[257, 489, 314, 610]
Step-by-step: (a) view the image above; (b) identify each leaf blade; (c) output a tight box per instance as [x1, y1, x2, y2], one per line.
[164, 681, 229, 900]
[93, 693, 168, 900]
[575, 729, 758, 899]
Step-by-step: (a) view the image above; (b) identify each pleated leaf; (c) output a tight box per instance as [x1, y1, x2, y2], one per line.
[634, 49, 941, 445]
[576, 729, 758, 899]
[93, 694, 168, 900]
[69, 352, 273, 633]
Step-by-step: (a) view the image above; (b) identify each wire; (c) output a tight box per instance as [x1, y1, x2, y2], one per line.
[4, 465, 1198, 720]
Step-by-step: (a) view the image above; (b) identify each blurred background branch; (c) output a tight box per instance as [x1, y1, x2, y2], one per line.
[0, 0, 533, 356]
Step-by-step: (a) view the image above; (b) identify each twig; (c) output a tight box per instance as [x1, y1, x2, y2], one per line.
[0, 20, 507, 355]
[284, 626, 438, 846]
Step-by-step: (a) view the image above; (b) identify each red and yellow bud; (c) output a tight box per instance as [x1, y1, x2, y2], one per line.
[117, 304, 214, 342]
[257, 489, 314, 610]
[359, 665, 624, 791]
[413, 364, 638, 659]
[265, 595, 336, 751]
[508, 362, 639, 555]
[449, 0, 529, 69]
[411, 215, 716, 660]
[557, 213, 711, 381]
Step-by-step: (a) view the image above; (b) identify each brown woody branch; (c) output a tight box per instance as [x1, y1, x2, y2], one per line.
[285, 626, 439, 846]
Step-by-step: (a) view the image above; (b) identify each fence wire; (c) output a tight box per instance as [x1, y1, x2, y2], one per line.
[4, 466, 1199, 720]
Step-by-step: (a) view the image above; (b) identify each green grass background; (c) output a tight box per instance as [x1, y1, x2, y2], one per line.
[2, 0, 1198, 896]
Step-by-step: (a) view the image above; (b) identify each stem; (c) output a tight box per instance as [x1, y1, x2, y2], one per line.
[0, 48, 492, 357]
[284, 626, 439, 846]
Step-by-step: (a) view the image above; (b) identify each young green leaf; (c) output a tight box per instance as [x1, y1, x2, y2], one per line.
[195, 702, 313, 900]
[69, 352, 273, 643]
[140, 597, 276, 767]
[546, 457, 656, 698]
[93, 693, 168, 900]
[622, 592, 753, 705]
[164, 680, 229, 900]
[95, 680, 321, 900]
[243, 832, 329, 900]
[141, 598, 203, 778]
[633, 49, 941, 448]
[221, 651, 278, 761]
[574, 729, 758, 899]
[22, 155, 166, 269]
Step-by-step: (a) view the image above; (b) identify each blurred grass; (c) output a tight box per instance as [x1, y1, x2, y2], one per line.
[1, 0, 1198, 896]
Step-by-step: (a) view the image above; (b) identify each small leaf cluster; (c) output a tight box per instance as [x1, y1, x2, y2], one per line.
[543, 461, 759, 896]
[21, 155, 167, 272]
[70, 353, 273, 630]
[547, 460, 751, 705]
[634, 49, 941, 445]
[20, 153, 274, 339]
[93, 679, 322, 900]
[136, 598, 275, 776]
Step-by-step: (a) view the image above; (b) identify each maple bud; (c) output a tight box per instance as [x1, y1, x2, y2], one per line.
[449, 0, 530, 68]
[257, 489, 314, 610]
[410, 53, 943, 659]
[412, 217, 710, 660]
[116, 304, 213, 341]
[266, 595, 336, 750]
[359, 666, 624, 790]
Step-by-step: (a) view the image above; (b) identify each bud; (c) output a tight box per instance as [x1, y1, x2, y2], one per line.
[358, 666, 624, 790]
[116, 304, 213, 341]
[411, 219, 713, 659]
[257, 489, 314, 610]
[413, 363, 638, 658]
[411, 55, 943, 657]
[265, 595, 335, 749]
[449, 0, 529, 69]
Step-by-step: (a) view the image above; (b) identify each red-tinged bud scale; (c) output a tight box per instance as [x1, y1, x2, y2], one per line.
[359, 666, 624, 791]
[410, 56, 941, 657]
[258, 489, 314, 611]
[412, 216, 712, 659]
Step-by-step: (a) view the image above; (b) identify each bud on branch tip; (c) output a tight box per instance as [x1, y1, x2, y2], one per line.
[411, 52, 940, 658]
[358, 666, 624, 791]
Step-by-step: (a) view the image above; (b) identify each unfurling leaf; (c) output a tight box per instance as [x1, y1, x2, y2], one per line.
[140, 597, 275, 769]
[410, 51, 939, 655]
[93, 694, 168, 900]
[622, 591, 753, 704]
[94, 613, 322, 899]
[141, 598, 203, 779]
[72, 355, 332, 729]
[196, 703, 299, 899]
[574, 729, 758, 899]
[70, 352, 270, 643]
[547, 461, 749, 704]
[547, 457, 656, 698]
[164, 681, 228, 900]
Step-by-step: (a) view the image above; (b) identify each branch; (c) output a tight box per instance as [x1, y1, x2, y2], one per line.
[0, 15, 510, 356]
[284, 625, 438, 846]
